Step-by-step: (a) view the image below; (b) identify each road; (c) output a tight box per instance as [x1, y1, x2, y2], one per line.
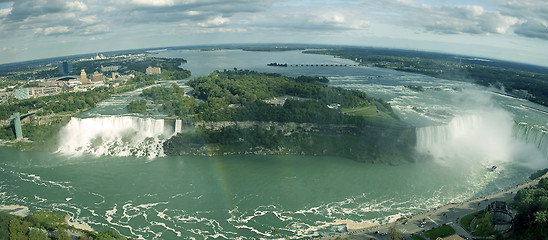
[319, 172, 547, 240]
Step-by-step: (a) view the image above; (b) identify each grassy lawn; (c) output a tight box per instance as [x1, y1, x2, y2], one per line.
[424, 225, 456, 240]
[341, 106, 379, 117]
[460, 210, 485, 233]
[460, 212, 476, 232]
[341, 106, 404, 125]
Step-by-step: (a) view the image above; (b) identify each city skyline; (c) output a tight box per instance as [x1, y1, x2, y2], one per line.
[0, 0, 547, 66]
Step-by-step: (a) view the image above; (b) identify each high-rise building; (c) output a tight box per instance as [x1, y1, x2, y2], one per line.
[81, 69, 88, 84]
[58, 61, 73, 76]
[93, 71, 104, 82]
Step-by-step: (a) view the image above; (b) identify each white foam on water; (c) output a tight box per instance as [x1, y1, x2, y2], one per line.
[17, 172, 74, 190]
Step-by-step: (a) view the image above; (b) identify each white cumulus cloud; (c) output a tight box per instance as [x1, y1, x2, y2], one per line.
[79, 15, 99, 25]
[131, 0, 176, 7]
[0, 7, 11, 17]
[67, 1, 88, 11]
[197, 16, 230, 27]
[34, 25, 70, 36]
[393, 2, 521, 35]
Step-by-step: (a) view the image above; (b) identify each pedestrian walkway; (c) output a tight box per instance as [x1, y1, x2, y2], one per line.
[319, 172, 548, 240]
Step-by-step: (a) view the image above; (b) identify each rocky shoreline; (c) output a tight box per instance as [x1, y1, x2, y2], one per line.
[318, 172, 548, 240]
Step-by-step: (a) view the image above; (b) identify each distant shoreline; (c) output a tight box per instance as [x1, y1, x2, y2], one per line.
[520, 104, 548, 115]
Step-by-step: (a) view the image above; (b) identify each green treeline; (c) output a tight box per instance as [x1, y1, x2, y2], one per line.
[308, 49, 548, 106]
[8, 116, 71, 151]
[0, 210, 131, 240]
[74, 57, 190, 79]
[127, 99, 147, 114]
[140, 84, 197, 117]
[0, 87, 111, 120]
[144, 70, 415, 163]
[188, 70, 367, 107]
[1, 67, 58, 83]
[510, 178, 548, 239]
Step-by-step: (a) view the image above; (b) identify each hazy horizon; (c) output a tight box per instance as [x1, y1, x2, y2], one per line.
[1, 0, 547, 67]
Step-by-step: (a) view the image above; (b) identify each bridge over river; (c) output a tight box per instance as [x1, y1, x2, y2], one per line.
[5, 111, 38, 139]
[268, 63, 359, 67]
[288, 63, 359, 67]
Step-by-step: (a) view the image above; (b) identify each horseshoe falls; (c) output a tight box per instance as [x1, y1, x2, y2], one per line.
[416, 111, 547, 169]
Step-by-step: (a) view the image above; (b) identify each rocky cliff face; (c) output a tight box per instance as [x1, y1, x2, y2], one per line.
[165, 121, 417, 164]
[195, 121, 359, 134]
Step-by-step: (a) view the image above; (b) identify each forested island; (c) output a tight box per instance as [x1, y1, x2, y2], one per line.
[137, 70, 416, 164]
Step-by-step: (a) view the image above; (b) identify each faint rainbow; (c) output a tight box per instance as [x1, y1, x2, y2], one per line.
[211, 156, 234, 209]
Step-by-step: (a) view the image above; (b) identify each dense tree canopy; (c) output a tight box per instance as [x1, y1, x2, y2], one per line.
[127, 99, 147, 114]
[511, 178, 548, 239]
[0, 210, 131, 240]
[143, 69, 396, 124]
[0, 87, 111, 120]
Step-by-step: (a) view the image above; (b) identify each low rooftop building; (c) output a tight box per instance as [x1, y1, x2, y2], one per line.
[146, 66, 161, 75]
[14, 86, 61, 99]
[436, 234, 466, 240]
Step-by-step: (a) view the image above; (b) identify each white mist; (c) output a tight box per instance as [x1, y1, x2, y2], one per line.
[416, 89, 547, 169]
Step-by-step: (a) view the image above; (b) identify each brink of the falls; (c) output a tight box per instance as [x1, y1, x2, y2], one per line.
[416, 110, 547, 168]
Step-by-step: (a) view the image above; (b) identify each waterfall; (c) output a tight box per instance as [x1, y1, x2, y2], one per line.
[415, 111, 547, 167]
[416, 115, 483, 153]
[514, 123, 548, 158]
[57, 116, 181, 158]
[175, 119, 182, 134]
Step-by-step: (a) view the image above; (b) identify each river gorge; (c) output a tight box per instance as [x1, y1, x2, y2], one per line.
[1, 50, 547, 239]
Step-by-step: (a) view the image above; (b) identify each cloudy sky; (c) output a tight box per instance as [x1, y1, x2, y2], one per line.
[0, 0, 547, 66]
